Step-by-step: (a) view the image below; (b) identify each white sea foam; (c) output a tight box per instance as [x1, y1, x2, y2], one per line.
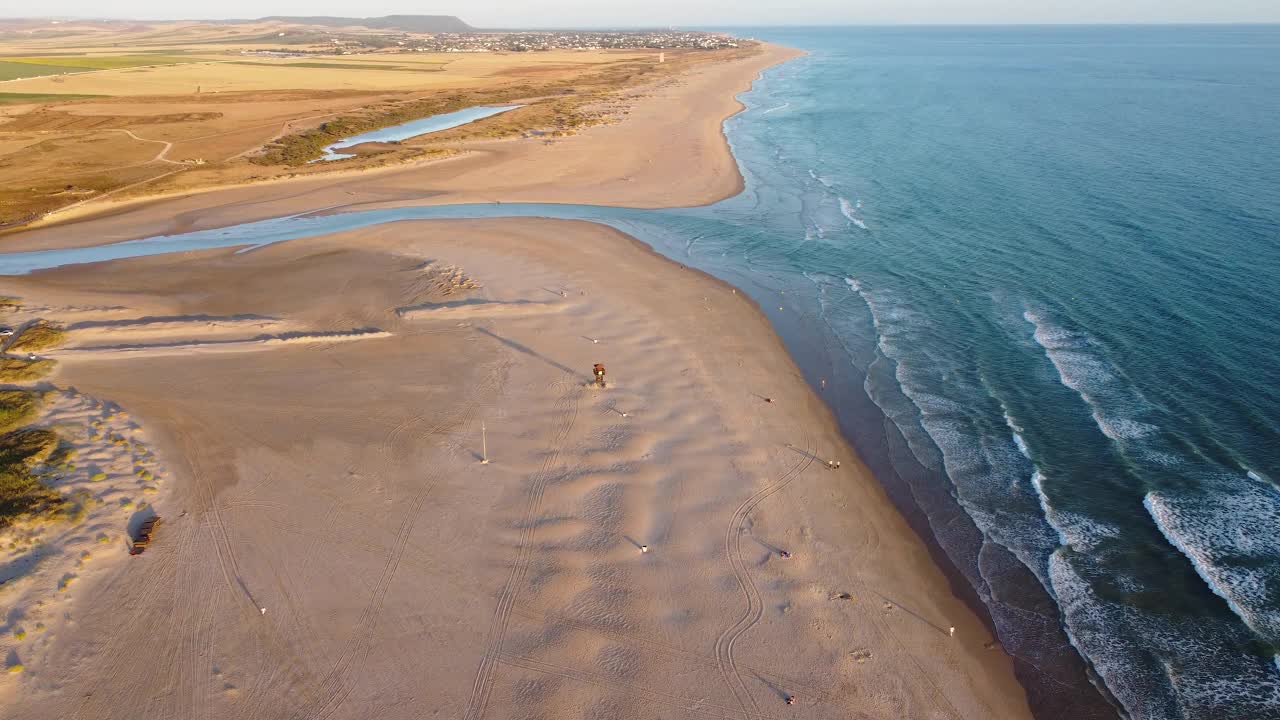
[1245, 468, 1278, 490]
[1002, 408, 1031, 458]
[847, 278, 1060, 586]
[808, 168, 834, 188]
[1027, 306, 1280, 648]
[1023, 309, 1164, 448]
[1145, 485, 1280, 644]
[1050, 551, 1280, 719]
[838, 196, 869, 229]
[761, 101, 790, 115]
[1030, 472, 1067, 547]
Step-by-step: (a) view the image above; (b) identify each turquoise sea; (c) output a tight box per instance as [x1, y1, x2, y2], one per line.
[3, 25, 1279, 720]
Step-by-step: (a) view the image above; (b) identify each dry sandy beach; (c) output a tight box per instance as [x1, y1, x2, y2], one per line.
[2, 220, 1032, 719]
[0, 43, 1036, 719]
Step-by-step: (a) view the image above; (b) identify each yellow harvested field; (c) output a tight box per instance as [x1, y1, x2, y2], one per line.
[6, 62, 450, 95]
[3, 51, 650, 96]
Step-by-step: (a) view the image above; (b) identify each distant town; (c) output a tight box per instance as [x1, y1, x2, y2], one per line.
[248, 30, 742, 55]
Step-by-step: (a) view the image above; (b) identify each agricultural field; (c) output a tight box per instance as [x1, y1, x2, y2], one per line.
[1, 55, 198, 70]
[0, 17, 747, 230]
[0, 93, 101, 105]
[0, 61, 83, 82]
[0, 55, 201, 81]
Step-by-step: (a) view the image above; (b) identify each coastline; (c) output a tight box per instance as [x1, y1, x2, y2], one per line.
[0, 39, 1043, 718]
[1, 218, 1035, 718]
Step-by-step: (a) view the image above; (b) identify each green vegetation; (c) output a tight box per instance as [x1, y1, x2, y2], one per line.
[0, 55, 198, 81]
[10, 320, 66, 353]
[0, 93, 103, 106]
[0, 390, 40, 434]
[0, 61, 83, 82]
[0, 428, 58, 468]
[0, 428, 67, 531]
[252, 59, 660, 166]
[0, 357, 55, 383]
[0, 296, 18, 312]
[3, 55, 199, 70]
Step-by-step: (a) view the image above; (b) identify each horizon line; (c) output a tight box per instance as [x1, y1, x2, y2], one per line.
[2, 16, 1280, 28]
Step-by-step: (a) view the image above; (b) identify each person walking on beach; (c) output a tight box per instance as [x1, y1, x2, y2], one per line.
[593, 363, 607, 388]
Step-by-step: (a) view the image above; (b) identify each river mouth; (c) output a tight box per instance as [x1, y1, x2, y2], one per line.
[313, 105, 523, 162]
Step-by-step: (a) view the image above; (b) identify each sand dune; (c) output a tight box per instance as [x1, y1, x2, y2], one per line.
[0, 219, 1033, 719]
[0, 388, 169, 666]
[49, 328, 391, 359]
[397, 299, 569, 321]
[67, 313, 282, 333]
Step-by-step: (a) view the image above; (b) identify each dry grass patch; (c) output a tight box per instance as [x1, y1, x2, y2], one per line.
[0, 357, 55, 383]
[0, 389, 40, 433]
[0, 428, 67, 531]
[10, 320, 66, 352]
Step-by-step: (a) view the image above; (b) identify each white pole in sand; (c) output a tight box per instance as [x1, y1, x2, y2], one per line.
[481, 421, 489, 464]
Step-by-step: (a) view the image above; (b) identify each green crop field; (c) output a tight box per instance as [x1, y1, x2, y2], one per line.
[0, 93, 102, 105]
[0, 61, 84, 82]
[3, 55, 200, 70]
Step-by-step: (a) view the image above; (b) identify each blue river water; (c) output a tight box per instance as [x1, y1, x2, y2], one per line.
[315, 105, 522, 160]
[3, 26, 1279, 720]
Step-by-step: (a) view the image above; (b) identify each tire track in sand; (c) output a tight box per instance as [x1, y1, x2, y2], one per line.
[464, 380, 580, 720]
[288, 358, 509, 720]
[498, 652, 779, 720]
[715, 444, 816, 717]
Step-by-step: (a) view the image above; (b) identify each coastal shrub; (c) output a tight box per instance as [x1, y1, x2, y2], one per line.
[0, 389, 39, 433]
[0, 428, 58, 468]
[250, 58, 666, 166]
[0, 465, 67, 531]
[0, 428, 67, 530]
[0, 357, 54, 382]
[10, 320, 66, 352]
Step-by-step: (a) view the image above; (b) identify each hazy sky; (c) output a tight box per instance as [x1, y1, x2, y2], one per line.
[12, 1, 1280, 27]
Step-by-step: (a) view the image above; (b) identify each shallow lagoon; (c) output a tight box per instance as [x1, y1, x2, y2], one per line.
[315, 105, 522, 161]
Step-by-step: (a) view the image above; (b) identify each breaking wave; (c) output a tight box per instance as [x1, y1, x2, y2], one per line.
[1051, 551, 1280, 719]
[845, 278, 1060, 585]
[1024, 309, 1162, 445]
[1145, 482, 1280, 644]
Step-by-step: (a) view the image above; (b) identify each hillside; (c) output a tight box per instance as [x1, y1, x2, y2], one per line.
[257, 15, 474, 33]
